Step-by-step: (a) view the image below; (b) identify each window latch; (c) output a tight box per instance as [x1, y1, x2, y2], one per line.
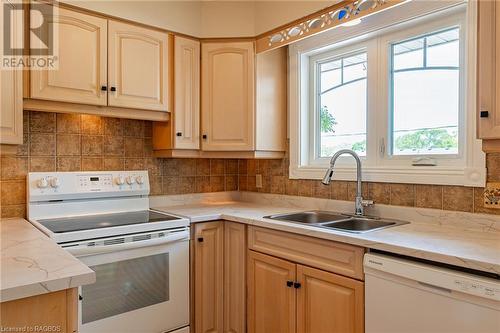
[379, 138, 386, 157]
[412, 157, 437, 166]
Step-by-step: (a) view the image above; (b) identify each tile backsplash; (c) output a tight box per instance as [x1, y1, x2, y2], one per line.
[0, 111, 238, 218]
[237, 155, 500, 216]
[1, 111, 499, 218]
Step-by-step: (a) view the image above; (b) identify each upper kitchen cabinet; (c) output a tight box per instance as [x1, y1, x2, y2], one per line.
[108, 21, 169, 111]
[255, 47, 287, 154]
[153, 36, 200, 157]
[24, 4, 170, 121]
[0, 60, 23, 147]
[198, 42, 286, 158]
[477, 0, 500, 147]
[1, 0, 23, 148]
[29, 7, 107, 106]
[174, 37, 200, 150]
[154, 41, 286, 158]
[201, 42, 255, 152]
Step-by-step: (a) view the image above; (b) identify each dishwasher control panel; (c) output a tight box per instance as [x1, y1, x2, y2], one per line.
[454, 279, 500, 299]
[364, 253, 500, 302]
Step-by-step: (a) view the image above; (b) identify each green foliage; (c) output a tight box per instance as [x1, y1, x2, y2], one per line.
[351, 140, 366, 153]
[395, 129, 458, 151]
[320, 106, 337, 134]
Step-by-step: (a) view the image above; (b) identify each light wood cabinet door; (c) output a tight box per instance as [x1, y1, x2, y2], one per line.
[1, 0, 23, 145]
[201, 42, 255, 151]
[477, 0, 500, 139]
[223, 222, 246, 333]
[296, 265, 364, 333]
[174, 36, 200, 149]
[0, 288, 78, 333]
[108, 21, 169, 111]
[194, 222, 224, 333]
[247, 251, 296, 333]
[30, 7, 107, 106]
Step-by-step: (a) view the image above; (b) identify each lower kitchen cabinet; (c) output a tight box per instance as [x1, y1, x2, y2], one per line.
[194, 221, 224, 333]
[193, 221, 246, 333]
[223, 222, 247, 333]
[0, 288, 78, 333]
[296, 264, 364, 333]
[247, 250, 296, 333]
[194, 223, 364, 333]
[248, 251, 364, 333]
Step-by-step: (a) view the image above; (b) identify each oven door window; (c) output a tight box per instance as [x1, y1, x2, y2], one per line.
[82, 253, 169, 324]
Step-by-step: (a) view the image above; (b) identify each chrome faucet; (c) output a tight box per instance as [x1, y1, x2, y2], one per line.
[322, 149, 373, 216]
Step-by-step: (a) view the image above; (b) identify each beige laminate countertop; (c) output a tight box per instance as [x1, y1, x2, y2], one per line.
[153, 201, 500, 275]
[0, 218, 95, 302]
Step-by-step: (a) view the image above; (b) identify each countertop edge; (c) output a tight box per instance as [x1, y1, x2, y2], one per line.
[1, 218, 96, 303]
[0, 270, 95, 303]
[161, 209, 500, 275]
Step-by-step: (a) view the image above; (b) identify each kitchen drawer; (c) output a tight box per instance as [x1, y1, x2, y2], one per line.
[248, 226, 365, 280]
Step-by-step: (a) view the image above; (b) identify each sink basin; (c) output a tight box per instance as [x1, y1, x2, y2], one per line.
[264, 211, 408, 233]
[263, 211, 348, 224]
[320, 218, 397, 232]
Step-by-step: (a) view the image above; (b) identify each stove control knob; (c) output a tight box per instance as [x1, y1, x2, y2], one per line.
[126, 176, 136, 185]
[116, 176, 125, 186]
[37, 178, 48, 189]
[136, 176, 145, 185]
[50, 177, 60, 188]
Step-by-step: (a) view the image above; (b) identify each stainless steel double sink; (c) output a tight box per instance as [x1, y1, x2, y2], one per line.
[263, 211, 408, 233]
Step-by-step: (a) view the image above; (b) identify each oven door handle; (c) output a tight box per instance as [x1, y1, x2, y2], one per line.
[64, 230, 189, 257]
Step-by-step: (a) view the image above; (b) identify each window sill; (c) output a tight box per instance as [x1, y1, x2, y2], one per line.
[289, 164, 486, 187]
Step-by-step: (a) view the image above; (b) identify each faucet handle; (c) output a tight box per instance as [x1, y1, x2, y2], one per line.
[362, 199, 374, 207]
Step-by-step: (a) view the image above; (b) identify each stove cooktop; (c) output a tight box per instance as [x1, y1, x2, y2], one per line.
[37, 210, 181, 233]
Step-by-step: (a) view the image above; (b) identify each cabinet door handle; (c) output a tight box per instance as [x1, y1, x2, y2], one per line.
[110, 87, 116, 92]
[294, 282, 301, 289]
[79, 295, 83, 301]
[202, 134, 207, 140]
[197, 237, 204, 242]
[101, 86, 107, 91]
[176, 132, 182, 137]
[480, 111, 489, 118]
[286, 280, 293, 287]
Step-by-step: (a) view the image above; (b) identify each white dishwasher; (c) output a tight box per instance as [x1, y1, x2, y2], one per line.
[364, 253, 500, 333]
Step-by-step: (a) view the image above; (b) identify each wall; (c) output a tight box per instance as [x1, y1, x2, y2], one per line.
[62, 0, 203, 37]
[254, 1, 337, 35]
[0, 111, 239, 218]
[61, 0, 337, 38]
[200, 1, 256, 37]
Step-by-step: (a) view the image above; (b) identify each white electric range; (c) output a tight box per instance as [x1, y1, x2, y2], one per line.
[27, 171, 190, 333]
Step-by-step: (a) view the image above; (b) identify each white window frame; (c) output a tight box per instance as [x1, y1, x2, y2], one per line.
[308, 41, 376, 169]
[288, 0, 486, 187]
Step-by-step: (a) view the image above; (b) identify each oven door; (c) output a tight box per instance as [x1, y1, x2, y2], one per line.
[65, 228, 189, 333]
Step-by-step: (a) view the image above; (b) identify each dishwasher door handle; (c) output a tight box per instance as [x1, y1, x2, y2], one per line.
[417, 281, 452, 294]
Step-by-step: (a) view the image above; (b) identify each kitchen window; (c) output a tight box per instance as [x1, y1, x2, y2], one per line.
[289, 1, 485, 186]
[317, 51, 368, 158]
[390, 27, 460, 157]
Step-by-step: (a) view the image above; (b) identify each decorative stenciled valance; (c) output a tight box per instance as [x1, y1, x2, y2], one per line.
[256, 0, 408, 53]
